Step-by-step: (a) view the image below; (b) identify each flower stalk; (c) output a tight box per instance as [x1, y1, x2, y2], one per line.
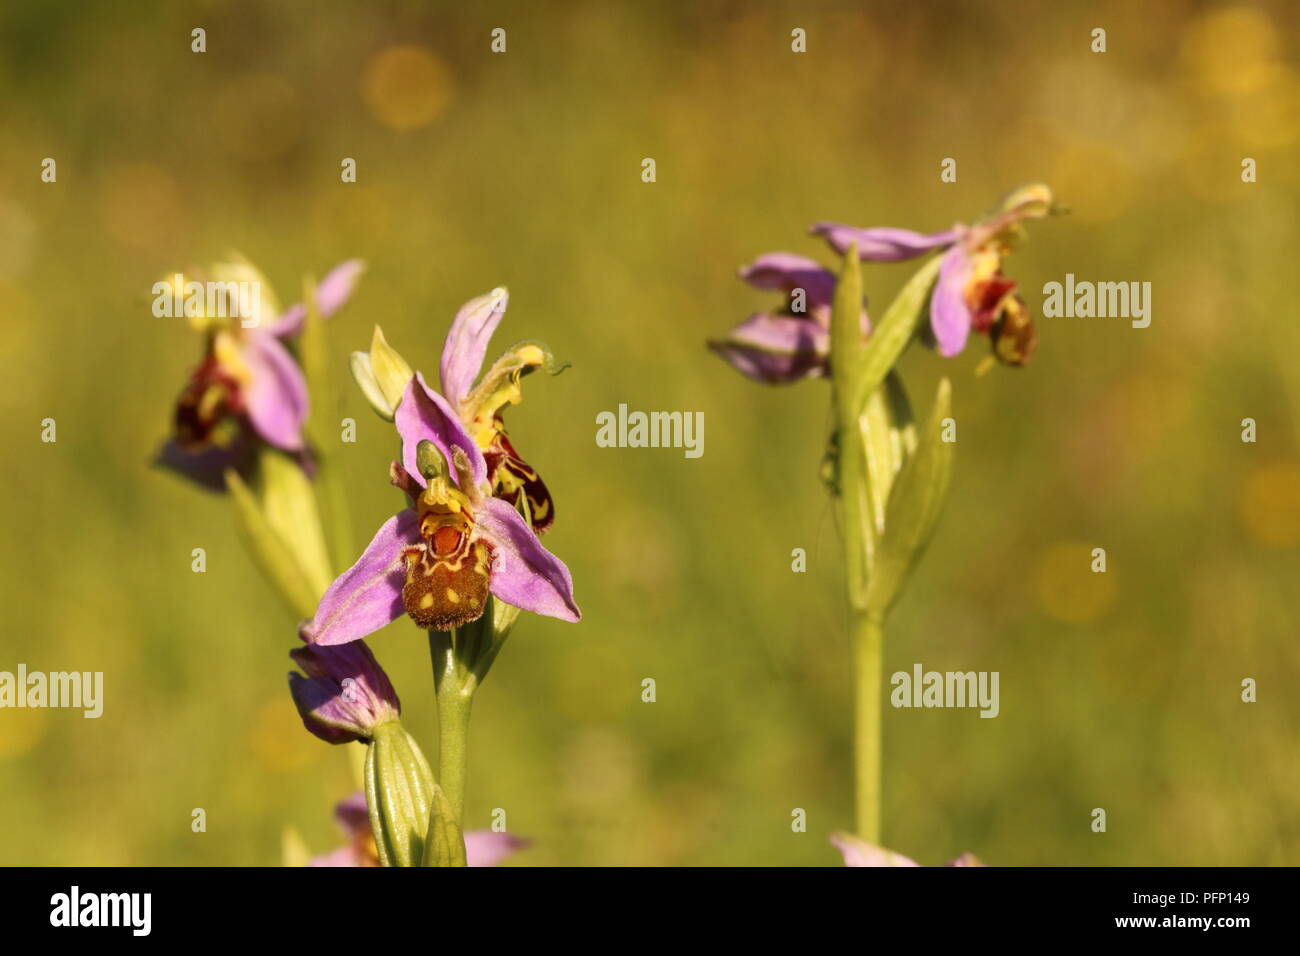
[429, 629, 474, 828]
[713, 186, 1055, 864]
[427, 594, 519, 859]
[829, 243, 886, 840]
[829, 243, 951, 843]
[851, 610, 884, 843]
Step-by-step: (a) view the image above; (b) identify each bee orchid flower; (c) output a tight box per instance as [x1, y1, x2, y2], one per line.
[303, 373, 580, 645]
[156, 258, 365, 489]
[811, 183, 1054, 365]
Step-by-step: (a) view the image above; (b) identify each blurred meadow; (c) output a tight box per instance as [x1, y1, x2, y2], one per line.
[1, 0, 1298, 866]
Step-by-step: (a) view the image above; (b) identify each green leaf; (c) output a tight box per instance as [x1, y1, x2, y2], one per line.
[422, 785, 468, 867]
[865, 377, 954, 615]
[858, 370, 918, 569]
[224, 465, 318, 621]
[850, 254, 943, 417]
[858, 386, 892, 565]
[883, 370, 918, 465]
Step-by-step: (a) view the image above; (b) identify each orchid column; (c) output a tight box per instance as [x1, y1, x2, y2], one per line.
[711, 185, 1056, 850]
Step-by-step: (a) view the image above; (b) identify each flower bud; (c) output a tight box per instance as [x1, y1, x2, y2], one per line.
[288, 641, 400, 744]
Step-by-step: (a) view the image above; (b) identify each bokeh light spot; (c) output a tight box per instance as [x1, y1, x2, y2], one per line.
[1181, 7, 1281, 96]
[363, 46, 452, 131]
[1035, 541, 1118, 624]
[1240, 462, 1300, 548]
[0, 705, 47, 759]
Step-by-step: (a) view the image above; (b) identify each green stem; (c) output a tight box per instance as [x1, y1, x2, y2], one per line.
[429, 630, 475, 823]
[852, 611, 884, 842]
[829, 243, 893, 844]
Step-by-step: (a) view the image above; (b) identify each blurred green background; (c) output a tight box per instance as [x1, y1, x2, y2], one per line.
[1, 0, 1298, 866]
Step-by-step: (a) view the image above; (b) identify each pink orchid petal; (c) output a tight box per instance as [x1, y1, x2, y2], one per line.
[830, 832, 921, 867]
[268, 259, 366, 338]
[929, 246, 974, 357]
[738, 253, 837, 310]
[333, 791, 371, 838]
[242, 331, 309, 451]
[288, 641, 400, 743]
[708, 312, 830, 384]
[395, 373, 488, 489]
[303, 510, 421, 646]
[465, 830, 530, 867]
[439, 288, 510, 404]
[476, 497, 580, 622]
[309, 845, 362, 867]
[810, 223, 957, 262]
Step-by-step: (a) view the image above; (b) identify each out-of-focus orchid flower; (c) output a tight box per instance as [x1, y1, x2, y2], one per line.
[309, 791, 530, 867]
[708, 253, 870, 384]
[351, 289, 568, 534]
[156, 258, 364, 490]
[811, 184, 1054, 366]
[303, 374, 580, 644]
[807, 224, 959, 262]
[831, 831, 985, 867]
[288, 640, 399, 744]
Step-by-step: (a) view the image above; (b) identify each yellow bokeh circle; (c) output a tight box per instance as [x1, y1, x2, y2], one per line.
[363, 46, 452, 131]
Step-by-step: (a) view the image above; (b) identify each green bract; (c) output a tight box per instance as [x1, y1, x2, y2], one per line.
[865, 377, 954, 615]
[364, 722, 437, 867]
